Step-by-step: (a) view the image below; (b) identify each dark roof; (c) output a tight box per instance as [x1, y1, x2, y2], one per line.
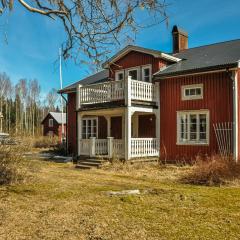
[155, 39, 240, 78]
[41, 112, 66, 124]
[58, 69, 109, 93]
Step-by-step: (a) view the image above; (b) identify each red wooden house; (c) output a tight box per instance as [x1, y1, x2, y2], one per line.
[59, 26, 240, 162]
[41, 112, 66, 142]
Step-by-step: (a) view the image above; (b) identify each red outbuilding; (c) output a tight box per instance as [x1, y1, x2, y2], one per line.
[41, 112, 66, 142]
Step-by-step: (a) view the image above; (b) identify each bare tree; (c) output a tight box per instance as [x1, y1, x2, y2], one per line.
[0, 0, 168, 66]
[46, 88, 59, 112]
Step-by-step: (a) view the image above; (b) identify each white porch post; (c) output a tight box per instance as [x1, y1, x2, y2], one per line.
[90, 137, 96, 157]
[107, 137, 113, 158]
[77, 112, 82, 156]
[125, 76, 132, 160]
[106, 116, 111, 137]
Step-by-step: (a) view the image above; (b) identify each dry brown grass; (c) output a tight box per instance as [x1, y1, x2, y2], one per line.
[182, 155, 240, 186]
[0, 153, 240, 239]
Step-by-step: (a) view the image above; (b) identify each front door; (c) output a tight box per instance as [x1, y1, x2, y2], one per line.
[111, 116, 122, 139]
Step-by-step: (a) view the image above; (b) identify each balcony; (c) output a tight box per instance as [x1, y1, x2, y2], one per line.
[77, 77, 158, 108]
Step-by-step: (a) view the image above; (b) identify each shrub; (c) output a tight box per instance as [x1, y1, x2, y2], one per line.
[0, 145, 26, 185]
[33, 136, 59, 148]
[182, 155, 240, 186]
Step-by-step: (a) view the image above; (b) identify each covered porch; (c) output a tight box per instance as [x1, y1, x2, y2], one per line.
[77, 107, 159, 160]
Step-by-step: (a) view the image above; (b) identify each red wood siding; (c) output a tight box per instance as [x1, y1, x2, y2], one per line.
[67, 92, 77, 155]
[98, 116, 107, 139]
[138, 114, 156, 138]
[109, 51, 167, 79]
[159, 71, 233, 162]
[111, 116, 122, 139]
[238, 69, 240, 159]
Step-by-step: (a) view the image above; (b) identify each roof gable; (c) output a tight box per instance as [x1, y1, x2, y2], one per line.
[102, 45, 181, 68]
[41, 112, 66, 124]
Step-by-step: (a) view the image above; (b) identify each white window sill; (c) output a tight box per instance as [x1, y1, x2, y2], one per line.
[176, 142, 209, 146]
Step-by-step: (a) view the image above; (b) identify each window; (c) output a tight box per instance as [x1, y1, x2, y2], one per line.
[142, 65, 152, 82]
[82, 118, 98, 139]
[128, 68, 139, 80]
[115, 71, 124, 81]
[49, 119, 53, 127]
[48, 131, 54, 137]
[182, 84, 203, 100]
[177, 110, 209, 145]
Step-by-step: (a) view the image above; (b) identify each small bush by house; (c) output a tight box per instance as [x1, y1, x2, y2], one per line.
[0, 145, 27, 185]
[182, 155, 240, 186]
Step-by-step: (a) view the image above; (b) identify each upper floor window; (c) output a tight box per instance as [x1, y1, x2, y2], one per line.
[177, 110, 209, 145]
[182, 84, 203, 100]
[115, 71, 124, 81]
[128, 68, 138, 81]
[142, 65, 152, 82]
[49, 119, 53, 127]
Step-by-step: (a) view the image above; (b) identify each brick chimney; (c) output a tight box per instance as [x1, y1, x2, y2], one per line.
[172, 25, 188, 53]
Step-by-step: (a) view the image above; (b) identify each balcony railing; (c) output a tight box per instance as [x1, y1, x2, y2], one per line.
[77, 77, 158, 107]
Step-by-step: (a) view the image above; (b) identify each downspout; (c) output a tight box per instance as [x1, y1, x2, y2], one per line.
[229, 63, 239, 162]
[61, 93, 68, 155]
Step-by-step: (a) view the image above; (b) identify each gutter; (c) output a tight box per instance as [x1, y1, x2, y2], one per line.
[60, 93, 68, 155]
[154, 63, 238, 80]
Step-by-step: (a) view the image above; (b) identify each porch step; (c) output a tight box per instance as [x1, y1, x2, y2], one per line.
[75, 158, 107, 170]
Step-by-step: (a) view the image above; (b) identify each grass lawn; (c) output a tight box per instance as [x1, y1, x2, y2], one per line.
[0, 159, 240, 240]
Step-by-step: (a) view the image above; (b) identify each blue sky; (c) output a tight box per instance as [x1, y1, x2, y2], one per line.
[0, 0, 239, 96]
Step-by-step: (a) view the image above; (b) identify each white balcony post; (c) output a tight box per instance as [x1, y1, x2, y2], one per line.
[77, 84, 82, 109]
[125, 76, 132, 107]
[107, 137, 114, 158]
[90, 137, 96, 157]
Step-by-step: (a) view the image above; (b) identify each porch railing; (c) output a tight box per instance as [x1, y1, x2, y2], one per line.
[79, 138, 159, 159]
[113, 139, 124, 158]
[79, 139, 90, 155]
[131, 138, 159, 158]
[78, 77, 157, 106]
[95, 139, 108, 155]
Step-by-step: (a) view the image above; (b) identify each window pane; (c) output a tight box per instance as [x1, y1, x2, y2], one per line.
[185, 89, 190, 96]
[180, 115, 188, 141]
[117, 73, 123, 81]
[196, 88, 201, 95]
[190, 114, 197, 140]
[190, 89, 195, 95]
[129, 70, 138, 80]
[143, 68, 150, 82]
[199, 114, 207, 141]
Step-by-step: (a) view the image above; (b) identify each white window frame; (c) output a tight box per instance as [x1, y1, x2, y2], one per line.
[141, 65, 152, 82]
[48, 131, 54, 137]
[181, 84, 203, 100]
[127, 67, 139, 81]
[49, 119, 53, 127]
[115, 70, 124, 81]
[177, 110, 209, 145]
[81, 117, 98, 139]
